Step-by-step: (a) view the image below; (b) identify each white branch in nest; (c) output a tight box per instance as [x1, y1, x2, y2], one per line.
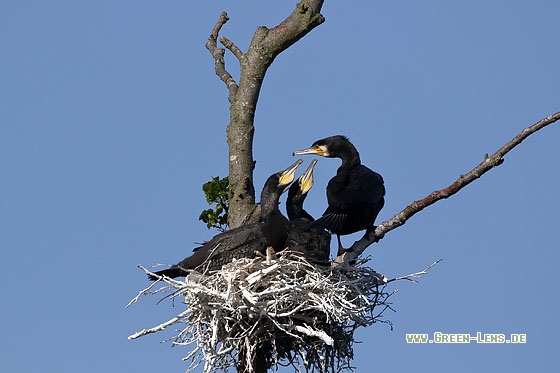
[387, 259, 443, 284]
[128, 308, 190, 340]
[294, 324, 335, 346]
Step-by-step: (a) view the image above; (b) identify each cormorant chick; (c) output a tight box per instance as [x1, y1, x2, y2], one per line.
[293, 135, 385, 255]
[285, 159, 331, 264]
[148, 160, 303, 280]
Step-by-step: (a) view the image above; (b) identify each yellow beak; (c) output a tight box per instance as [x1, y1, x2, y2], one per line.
[293, 145, 325, 157]
[298, 159, 317, 194]
[279, 159, 303, 186]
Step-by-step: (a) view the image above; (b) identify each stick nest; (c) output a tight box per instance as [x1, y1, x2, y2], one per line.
[129, 250, 397, 372]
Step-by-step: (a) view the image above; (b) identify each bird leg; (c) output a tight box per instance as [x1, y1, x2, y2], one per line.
[366, 226, 381, 243]
[336, 235, 346, 256]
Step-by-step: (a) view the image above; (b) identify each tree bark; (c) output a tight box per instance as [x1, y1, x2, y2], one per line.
[207, 1, 325, 228]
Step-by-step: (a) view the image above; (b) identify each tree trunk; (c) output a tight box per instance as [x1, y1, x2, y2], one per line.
[207, 0, 325, 228]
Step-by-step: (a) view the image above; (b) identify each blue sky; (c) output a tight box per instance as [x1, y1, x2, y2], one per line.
[1, 1, 559, 372]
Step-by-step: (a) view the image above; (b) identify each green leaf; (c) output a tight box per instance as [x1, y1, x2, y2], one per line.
[199, 176, 229, 231]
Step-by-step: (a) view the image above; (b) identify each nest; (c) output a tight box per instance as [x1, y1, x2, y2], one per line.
[128, 250, 440, 372]
[129, 249, 398, 372]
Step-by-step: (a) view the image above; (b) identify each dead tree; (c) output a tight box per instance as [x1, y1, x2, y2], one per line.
[205, 4, 326, 369]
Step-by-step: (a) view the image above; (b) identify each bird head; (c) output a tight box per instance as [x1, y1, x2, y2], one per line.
[293, 142, 329, 157]
[293, 135, 353, 159]
[293, 135, 360, 166]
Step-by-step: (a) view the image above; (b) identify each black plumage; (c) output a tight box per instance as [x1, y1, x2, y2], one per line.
[148, 160, 303, 280]
[285, 159, 331, 264]
[293, 135, 385, 255]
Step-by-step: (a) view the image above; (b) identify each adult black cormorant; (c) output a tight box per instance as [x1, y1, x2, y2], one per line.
[285, 159, 331, 264]
[148, 160, 303, 280]
[293, 135, 385, 255]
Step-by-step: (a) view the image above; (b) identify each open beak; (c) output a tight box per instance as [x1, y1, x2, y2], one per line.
[299, 159, 317, 194]
[293, 145, 325, 157]
[279, 159, 303, 186]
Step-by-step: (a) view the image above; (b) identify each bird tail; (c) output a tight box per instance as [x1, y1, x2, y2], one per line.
[147, 266, 187, 281]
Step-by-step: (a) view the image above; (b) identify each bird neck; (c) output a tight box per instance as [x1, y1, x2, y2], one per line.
[262, 208, 287, 225]
[339, 147, 361, 168]
[298, 209, 315, 222]
[286, 201, 304, 221]
[260, 195, 280, 219]
[259, 174, 283, 219]
[286, 194, 314, 221]
[286, 187, 304, 220]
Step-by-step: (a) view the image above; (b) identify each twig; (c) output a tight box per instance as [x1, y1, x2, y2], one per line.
[220, 36, 243, 60]
[294, 324, 334, 346]
[125, 273, 160, 308]
[128, 308, 190, 340]
[387, 259, 443, 284]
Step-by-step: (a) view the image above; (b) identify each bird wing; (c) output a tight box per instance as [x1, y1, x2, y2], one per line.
[309, 165, 385, 234]
[307, 211, 347, 233]
[204, 225, 266, 259]
[170, 224, 267, 273]
[327, 165, 384, 209]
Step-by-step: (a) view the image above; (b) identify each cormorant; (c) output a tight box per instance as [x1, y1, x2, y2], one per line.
[148, 160, 303, 280]
[293, 135, 385, 255]
[285, 159, 331, 264]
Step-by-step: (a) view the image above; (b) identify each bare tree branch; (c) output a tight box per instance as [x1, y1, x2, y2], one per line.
[220, 36, 243, 61]
[206, 1, 325, 228]
[205, 12, 238, 103]
[337, 111, 560, 265]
